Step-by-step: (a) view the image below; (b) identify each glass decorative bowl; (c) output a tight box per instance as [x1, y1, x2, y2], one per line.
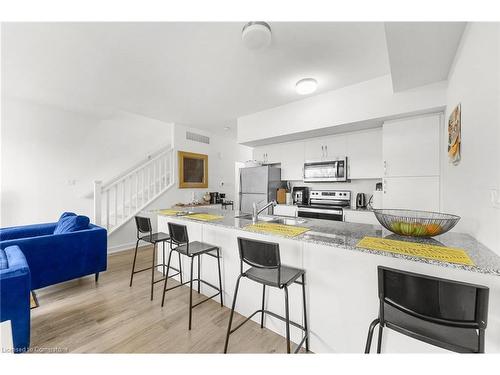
[373, 209, 461, 237]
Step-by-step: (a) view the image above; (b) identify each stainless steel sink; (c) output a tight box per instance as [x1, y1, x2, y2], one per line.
[235, 214, 279, 222]
[273, 217, 307, 226]
[235, 214, 307, 226]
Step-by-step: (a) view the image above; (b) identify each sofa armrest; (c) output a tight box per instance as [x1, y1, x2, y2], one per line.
[0, 246, 31, 352]
[0, 223, 56, 242]
[1, 225, 107, 289]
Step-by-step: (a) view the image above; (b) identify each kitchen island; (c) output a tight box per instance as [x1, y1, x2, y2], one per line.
[156, 207, 500, 353]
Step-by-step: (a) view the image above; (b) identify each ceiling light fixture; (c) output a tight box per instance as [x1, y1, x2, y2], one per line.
[295, 78, 318, 95]
[224, 126, 231, 131]
[242, 22, 272, 50]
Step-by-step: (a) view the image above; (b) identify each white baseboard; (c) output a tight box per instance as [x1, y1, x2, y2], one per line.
[107, 241, 150, 254]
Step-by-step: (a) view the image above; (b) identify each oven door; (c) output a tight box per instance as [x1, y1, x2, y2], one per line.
[297, 206, 344, 221]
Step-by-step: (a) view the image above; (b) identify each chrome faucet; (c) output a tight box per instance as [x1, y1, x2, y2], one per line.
[252, 200, 277, 223]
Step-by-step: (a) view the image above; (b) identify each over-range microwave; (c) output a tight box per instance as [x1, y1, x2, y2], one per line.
[303, 158, 348, 182]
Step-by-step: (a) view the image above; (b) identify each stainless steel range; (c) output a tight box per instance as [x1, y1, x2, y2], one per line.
[297, 189, 351, 221]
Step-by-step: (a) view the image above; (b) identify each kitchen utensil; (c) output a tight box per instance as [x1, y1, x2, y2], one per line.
[276, 188, 287, 204]
[373, 209, 461, 237]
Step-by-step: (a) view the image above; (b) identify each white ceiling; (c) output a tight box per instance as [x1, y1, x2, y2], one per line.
[1, 22, 465, 136]
[385, 22, 466, 92]
[2, 22, 390, 135]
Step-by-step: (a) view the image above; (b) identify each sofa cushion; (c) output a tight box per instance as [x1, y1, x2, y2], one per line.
[0, 248, 7, 270]
[57, 212, 76, 225]
[53, 215, 90, 234]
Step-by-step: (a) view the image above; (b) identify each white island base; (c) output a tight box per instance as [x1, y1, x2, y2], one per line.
[158, 215, 500, 353]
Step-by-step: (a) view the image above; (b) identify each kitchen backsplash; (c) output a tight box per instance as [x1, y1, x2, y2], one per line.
[288, 178, 382, 204]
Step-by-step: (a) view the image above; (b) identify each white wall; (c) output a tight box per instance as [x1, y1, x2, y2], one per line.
[1, 97, 173, 227]
[107, 123, 253, 251]
[442, 23, 500, 254]
[237, 74, 447, 145]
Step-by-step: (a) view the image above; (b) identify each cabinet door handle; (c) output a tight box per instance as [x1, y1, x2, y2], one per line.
[321, 145, 324, 160]
[325, 145, 328, 159]
[383, 179, 387, 194]
[383, 160, 387, 176]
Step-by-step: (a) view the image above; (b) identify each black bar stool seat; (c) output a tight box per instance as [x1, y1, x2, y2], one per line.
[139, 232, 171, 243]
[365, 266, 489, 354]
[173, 241, 218, 256]
[224, 237, 309, 354]
[245, 265, 304, 288]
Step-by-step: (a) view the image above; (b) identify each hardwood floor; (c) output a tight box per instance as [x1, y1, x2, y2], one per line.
[30, 246, 292, 353]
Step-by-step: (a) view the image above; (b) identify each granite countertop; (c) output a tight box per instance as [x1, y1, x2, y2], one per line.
[153, 207, 500, 276]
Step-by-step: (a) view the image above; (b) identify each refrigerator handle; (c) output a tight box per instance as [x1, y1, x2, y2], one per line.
[239, 168, 243, 210]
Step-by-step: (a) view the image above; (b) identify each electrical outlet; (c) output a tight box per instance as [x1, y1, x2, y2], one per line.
[491, 189, 500, 209]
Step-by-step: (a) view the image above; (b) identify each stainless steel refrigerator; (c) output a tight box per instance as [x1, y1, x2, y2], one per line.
[239, 166, 281, 214]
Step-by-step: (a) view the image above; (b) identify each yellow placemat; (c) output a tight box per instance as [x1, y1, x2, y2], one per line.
[245, 222, 310, 238]
[186, 213, 224, 221]
[356, 236, 474, 266]
[159, 209, 183, 216]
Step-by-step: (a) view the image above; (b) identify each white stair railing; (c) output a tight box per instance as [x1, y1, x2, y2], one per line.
[93, 147, 174, 234]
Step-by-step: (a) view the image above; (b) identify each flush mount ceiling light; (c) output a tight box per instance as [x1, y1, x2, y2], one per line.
[242, 22, 272, 50]
[224, 126, 231, 131]
[295, 78, 318, 95]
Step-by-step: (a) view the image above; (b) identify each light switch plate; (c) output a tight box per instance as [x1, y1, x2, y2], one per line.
[491, 189, 500, 209]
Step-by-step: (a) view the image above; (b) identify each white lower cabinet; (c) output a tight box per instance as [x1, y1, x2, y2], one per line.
[274, 204, 298, 217]
[382, 176, 440, 212]
[343, 210, 379, 225]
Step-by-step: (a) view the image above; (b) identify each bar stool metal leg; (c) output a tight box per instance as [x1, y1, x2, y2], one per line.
[150, 244, 157, 301]
[178, 252, 183, 284]
[162, 242, 166, 276]
[260, 285, 266, 328]
[188, 256, 195, 330]
[364, 318, 380, 353]
[284, 286, 291, 354]
[161, 249, 174, 307]
[197, 256, 201, 294]
[377, 324, 383, 353]
[217, 248, 223, 306]
[224, 275, 242, 353]
[301, 274, 309, 351]
[129, 239, 140, 287]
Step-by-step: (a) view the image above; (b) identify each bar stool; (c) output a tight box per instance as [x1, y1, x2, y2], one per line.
[129, 216, 182, 301]
[161, 222, 223, 330]
[365, 266, 489, 353]
[224, 237, 309, 354]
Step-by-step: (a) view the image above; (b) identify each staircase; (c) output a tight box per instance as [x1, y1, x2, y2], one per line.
[93, 146, 174, 234]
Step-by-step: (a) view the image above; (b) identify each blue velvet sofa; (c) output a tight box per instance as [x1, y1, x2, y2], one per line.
[0, 221, 107, 290]
[0, 245, 31, 352]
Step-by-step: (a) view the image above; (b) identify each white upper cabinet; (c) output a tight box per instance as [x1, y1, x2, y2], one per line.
[304, 134, 347, 162]
[303, 138, 324, 161]
[324, 135, 347, 160]
[253, 144, 280, 164]
[382, 114, 441, 177]
[346, 128, 383, 179]
[279, 141, 305, 181]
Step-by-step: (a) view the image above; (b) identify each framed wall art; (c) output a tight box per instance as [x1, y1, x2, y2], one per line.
[178, 151, 208, 188]
[448, 103, 461, 165]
